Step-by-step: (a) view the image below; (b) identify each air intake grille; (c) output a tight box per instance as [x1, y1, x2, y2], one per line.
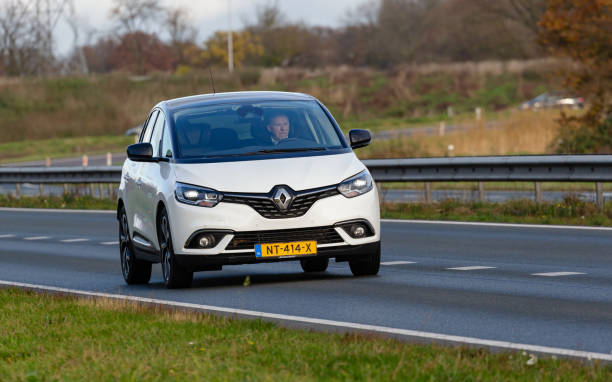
[223, 187, 338, 219]
[227, 226, 343, 251]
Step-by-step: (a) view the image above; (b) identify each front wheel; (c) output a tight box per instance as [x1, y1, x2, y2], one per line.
[119, 206, 152, 284]
[158, 208, 193, 289]
[349, 243, 381, 276]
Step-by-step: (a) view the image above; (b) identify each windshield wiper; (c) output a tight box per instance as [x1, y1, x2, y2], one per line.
[206, 147, 326, 158]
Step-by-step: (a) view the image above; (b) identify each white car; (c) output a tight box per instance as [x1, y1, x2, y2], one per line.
[118, 91, 381, 288]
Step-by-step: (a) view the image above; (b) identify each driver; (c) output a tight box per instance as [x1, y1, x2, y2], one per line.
[266, 113, 290, 144]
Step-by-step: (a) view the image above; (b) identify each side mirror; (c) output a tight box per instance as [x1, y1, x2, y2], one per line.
[127, 143, 154, 162]
[349, 129, 371, 149]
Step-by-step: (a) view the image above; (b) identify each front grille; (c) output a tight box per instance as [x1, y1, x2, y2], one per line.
[227, 226, 344, 251]
[223, 187, 338, 219]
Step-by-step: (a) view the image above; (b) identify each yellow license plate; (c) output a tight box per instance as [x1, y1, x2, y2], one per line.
[255, 241, 317, 258]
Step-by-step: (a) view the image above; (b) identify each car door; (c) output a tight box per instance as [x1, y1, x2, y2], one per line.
[139, 109, 169, 249]
[128, 109, 159, 244]
[126, 109, 158, 239]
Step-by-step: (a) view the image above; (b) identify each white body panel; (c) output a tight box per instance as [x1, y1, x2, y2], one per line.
[119, 151, 380, 256]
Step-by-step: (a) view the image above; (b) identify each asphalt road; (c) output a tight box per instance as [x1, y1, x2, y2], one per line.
[1, 208, 611, 357]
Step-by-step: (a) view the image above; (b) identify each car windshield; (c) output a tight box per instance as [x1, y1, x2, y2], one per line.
[171, 100, 346, 159]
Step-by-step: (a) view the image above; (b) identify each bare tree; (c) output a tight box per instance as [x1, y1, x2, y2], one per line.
[109, 0, 162, 74]
[474, 0, 546, 35]
[165, 6, 196, 66]
[110, 0, 162, 34]
[0, 0, 71, 76]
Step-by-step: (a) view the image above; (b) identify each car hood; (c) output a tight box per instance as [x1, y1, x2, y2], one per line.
[173, 152, 365, 193]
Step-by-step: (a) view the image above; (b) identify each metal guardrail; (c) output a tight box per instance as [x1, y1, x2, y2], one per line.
[0, 155, 611, 205]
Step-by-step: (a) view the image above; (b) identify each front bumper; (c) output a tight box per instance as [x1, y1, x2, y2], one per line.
[175, 241, 380, 271]
[168, 188, 381, 256]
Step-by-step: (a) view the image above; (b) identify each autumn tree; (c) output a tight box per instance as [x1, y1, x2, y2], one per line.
[201, 30, 263, 68]
[539, 0, 612, 153]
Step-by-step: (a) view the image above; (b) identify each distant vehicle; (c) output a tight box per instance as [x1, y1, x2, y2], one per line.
[520, 92, 584, 110]
[118, 91, 381, 288]
[125, 125, 143, 136]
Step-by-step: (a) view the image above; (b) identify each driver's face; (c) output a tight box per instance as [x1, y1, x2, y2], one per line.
[267, 115, 290, 141]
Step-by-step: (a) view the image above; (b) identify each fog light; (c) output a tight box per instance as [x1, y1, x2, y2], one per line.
[198, 234, 216, 248]
[351, 224, 366, 238]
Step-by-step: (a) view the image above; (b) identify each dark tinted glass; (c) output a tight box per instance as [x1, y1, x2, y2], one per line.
[171, 101, 345, 159]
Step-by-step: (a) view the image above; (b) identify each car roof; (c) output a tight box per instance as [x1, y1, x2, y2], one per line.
[162, 91, 316, 111]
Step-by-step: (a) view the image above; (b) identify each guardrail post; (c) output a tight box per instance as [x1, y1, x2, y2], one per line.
[439, 121, 446, 136]
[108, 184, 114, 199]
[477, 182, 485, 202]
[15, 183, 21, 198]
[535, 182, 542, 203]
[425, 182, 432, 203]
[63, 184, 68, 195]
[89, 183, 94, 197]
[596, 182, 604, 210]
[39, 183, 44, 196]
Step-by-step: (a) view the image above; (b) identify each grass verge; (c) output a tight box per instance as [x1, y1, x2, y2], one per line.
[0, 288, 610, 381]
[0, 135, 133, 164]
[0, 194, 115, 210]
[382, 196, 612, 226]
[0, 195, 610, 227]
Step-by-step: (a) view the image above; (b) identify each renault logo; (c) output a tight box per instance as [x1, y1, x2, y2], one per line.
[272, 186, 294, 211]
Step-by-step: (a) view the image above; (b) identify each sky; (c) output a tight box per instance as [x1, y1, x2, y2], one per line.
[54, 0, 361, 55]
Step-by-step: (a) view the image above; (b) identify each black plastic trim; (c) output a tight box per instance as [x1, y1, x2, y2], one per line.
[175, 241, 380, 271]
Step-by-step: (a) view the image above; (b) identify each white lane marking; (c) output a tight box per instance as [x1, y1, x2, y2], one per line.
[532, 272, 587, 277]
[447, 266, 497, 271]
[24, 236, 50, 241]
[60, 238, 89, 243]
[381, 261, 417, 266]
[0, 234, 16, 238]
[0, 207, 115, 214]
[0, 280, 610, 362]
[100, 241, 119, 245]
[382, 219, 612, 232]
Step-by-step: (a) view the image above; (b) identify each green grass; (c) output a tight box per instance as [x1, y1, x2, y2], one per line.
[0, 135, 133, 164]
[379, 181, 612, 192]
[0, 288, 610, 381]
[381, 197, 612, 226]
[0, 194, 116, 210]
[1, 195, 611, 227]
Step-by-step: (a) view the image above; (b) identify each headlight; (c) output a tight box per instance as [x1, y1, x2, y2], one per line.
[175, 182, 223, 207]
[337, 170, 373, 198]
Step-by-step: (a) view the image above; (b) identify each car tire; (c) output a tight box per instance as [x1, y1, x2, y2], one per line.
[349, 242, 381, 276]
[119, 206, 152, 284]
[300, 257, 329, 273]
[158, 208, 193, 289]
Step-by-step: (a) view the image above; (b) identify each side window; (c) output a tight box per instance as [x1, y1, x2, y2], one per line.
[149, 111, 165, 157]
[140, 110, 159, 143]
[160, 122, 173, 158]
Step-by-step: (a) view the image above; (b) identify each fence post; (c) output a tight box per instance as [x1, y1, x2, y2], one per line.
[477, 182, 485, 202]
[596, 182, 604, 210]
[535, 182, 542, 203]
[425, 182, 432, 204]
[106, 152, 112, 166]
[439, 121, 446, 136]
